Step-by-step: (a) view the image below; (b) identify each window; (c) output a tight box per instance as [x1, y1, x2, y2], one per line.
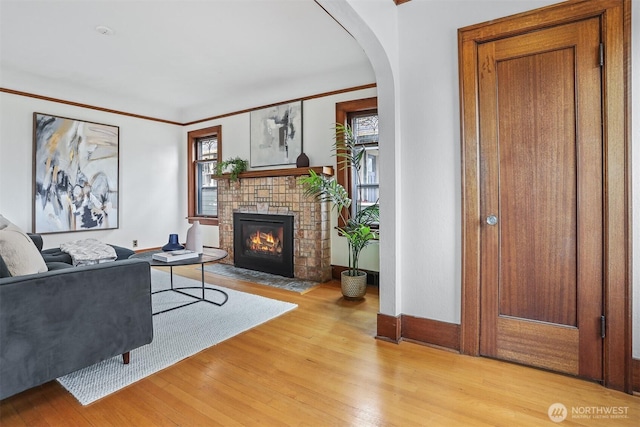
[349, 113, 379, 213]
[195, 136, 218, 216]
[187, 126, 221, 225]
[335, 97, 378, 228]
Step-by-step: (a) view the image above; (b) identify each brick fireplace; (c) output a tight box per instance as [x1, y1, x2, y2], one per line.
[217, 167, 333, 282]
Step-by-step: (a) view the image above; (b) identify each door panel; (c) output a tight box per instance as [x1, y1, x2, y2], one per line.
[496, 318, 579, 374]
[478, 18, 603, 380]
[497, 48, 577, 327]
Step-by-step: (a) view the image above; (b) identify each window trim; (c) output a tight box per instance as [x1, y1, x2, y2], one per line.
[187, 125, 221, 226]
[335, 97, 378, 228]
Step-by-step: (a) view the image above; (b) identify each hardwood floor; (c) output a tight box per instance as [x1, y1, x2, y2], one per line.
[1, 266, 638, 426]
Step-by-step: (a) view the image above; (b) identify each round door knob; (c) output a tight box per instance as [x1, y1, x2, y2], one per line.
[486, 215, 498, 226]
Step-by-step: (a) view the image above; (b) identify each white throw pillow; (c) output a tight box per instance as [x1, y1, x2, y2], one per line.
[0, 216, 48, 276]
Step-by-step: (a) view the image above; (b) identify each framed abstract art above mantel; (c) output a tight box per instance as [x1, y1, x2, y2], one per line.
[32, 113, 119, 234]
[250, 100, 302, 167]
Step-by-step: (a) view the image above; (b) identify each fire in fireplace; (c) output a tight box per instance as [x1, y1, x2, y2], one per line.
[246, 228, 282, 257]
[233, 212, 294, 277]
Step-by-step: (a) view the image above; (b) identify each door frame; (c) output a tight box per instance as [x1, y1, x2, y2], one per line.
[458, 0, 631, 392]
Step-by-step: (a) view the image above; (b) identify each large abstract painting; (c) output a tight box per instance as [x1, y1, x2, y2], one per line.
[250, 100, 302, 167]
[33, 113, 119, 233]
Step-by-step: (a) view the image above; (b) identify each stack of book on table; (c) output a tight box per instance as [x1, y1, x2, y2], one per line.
[152, 249, 199, 263]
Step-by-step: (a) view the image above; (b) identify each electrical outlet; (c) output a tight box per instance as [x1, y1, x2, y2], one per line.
[132, 240, 138, 248]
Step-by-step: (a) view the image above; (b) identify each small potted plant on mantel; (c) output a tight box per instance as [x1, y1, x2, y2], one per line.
[214, 156, 248, 182]
[301, 124, 379, 299]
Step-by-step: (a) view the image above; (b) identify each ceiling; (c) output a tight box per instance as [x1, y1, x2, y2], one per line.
[0, 0, 375, 122]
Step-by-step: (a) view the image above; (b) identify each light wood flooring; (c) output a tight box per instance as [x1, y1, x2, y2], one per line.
[1, 265, 638, 426]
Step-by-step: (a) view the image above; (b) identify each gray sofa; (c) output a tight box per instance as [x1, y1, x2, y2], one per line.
[0, 236, 153, 400]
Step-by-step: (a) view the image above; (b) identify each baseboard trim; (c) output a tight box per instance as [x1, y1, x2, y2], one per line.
[402, 315, 461, 351]
[378, 314, 637, 390]
[378, 314, 637, 391]
[376, 313, 401, 343]
[376, 313, 461, 352]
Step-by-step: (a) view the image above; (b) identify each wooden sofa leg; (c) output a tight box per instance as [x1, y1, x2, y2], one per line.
[122, 352, 130, 364]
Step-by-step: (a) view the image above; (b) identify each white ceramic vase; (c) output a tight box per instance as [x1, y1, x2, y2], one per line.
[185, 220, 203, 254]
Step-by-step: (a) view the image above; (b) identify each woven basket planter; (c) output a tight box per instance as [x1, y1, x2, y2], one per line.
[341, 270, 367, 300]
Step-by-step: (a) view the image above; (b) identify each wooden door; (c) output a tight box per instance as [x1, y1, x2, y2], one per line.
[478, 17, 603, 380]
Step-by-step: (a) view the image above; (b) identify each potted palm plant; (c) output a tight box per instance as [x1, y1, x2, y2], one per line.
[301, 124, 379, 299]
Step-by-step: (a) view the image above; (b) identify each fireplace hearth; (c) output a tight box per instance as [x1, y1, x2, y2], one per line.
[233, 212, 294, 277]
[217, 168, 332, 282]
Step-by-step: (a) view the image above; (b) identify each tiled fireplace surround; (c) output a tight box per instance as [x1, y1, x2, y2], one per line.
[217, 167, 332, 282]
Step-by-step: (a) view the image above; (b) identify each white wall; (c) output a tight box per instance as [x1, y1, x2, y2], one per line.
[340, 0, 638, 355]
[399, 0, 638, 354]
[0, 92, 186, 251]
[1, 66, 180, 122]
[398, 0, 560, 323]
[0, 84, 380, 272]
[339, 0, 559, 323]
[1, 0, 635, 358]
[322, 0, 402, 315]
[184, 87, 380, 271]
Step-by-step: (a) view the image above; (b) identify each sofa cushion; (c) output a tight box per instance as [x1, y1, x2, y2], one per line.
[42, 244, 133, 265]
[26, 233, 43, 252]
[0, 215, 48, 276]
[109, 245, 135, 261]
[43, 245, 135, 263]
[45, 261, 75, 271]
[0, 255, 11, 278]
[41, 248, 74, 265]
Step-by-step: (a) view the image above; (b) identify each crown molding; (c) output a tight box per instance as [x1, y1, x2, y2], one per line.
[1, 83, 377, 127]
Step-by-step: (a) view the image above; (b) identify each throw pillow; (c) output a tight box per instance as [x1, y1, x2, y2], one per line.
[0, 216, 48, 276]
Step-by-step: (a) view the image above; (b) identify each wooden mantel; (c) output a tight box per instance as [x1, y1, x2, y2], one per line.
[216, 166, 333, 180]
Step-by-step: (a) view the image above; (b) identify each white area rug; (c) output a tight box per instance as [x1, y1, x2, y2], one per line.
[57, 270, 297, 405]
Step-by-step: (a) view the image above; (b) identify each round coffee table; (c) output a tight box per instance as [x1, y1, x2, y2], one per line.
[131, 249, 228, 315]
